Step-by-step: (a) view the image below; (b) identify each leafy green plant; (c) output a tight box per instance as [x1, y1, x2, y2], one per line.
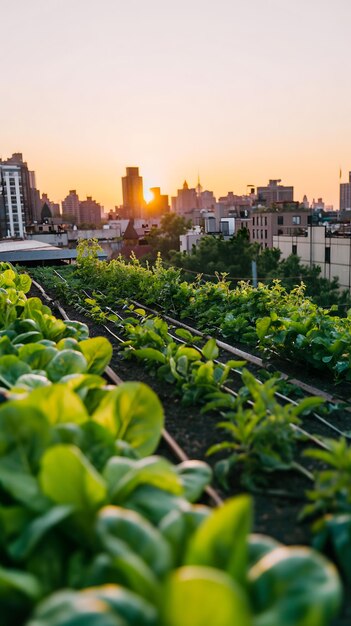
[0, 264, 341, 626]
[301, 438, 351, 584]
[206, 370, 324, 489]
[26, 497, 341, 626]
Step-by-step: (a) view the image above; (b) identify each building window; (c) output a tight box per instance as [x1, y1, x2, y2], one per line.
[252, 230, 255, 238]
[264, 230, 267, 239]
[292, 244, 297, 255]
[252, 216, 255, 225]
[325, 247, 331, 263]
[221, 221, 229, 235]
[278, 216, 284, 225]
[261, 230, 263, 238]
[264, 217, 267, 226]
[292, 216, 301, 225]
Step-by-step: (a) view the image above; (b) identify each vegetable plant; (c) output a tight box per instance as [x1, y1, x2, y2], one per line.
[0, 263, 341, 626]
[301, 437, 351, 585]
[206, 370, 324, 489]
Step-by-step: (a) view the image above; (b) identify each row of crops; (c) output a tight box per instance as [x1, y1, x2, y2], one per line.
[56, 240, 351, 381]
[32, 261, 351, 595]
[0, 263, 344, 624]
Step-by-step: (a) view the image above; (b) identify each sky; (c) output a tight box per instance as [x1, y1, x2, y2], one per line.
[1, 0, 351, 210]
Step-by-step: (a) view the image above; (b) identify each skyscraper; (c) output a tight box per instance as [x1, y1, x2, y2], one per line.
[0, 163, 26, 238]
[147, 187, 169, 218]
[62, 190, 80, 223]
[0, 153, 37, 236]
[122, 167, 145, 219]
[340, 172, 351, 210]
[171, 180, 197, 215]
[79, 196, 102, 225]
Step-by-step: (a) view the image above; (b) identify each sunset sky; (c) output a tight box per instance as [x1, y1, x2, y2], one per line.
[1, 0, 351, 209]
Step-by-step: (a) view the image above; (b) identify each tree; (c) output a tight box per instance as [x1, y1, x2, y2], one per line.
[170, 229, 259, 281]
[257, 247, 281, 277]
[147, 213, 191, 258]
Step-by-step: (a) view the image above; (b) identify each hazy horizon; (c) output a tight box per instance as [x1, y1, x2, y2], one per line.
[1, 0, 351, 209]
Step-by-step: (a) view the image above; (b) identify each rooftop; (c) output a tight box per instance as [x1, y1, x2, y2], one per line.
[0, 239, 107, 263]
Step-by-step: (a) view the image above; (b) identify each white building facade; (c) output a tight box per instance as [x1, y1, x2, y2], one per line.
[273, 225, 351, 291]
[0, 164, 26, 238]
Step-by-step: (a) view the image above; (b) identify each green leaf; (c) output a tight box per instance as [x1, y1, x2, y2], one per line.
[0, 335, 17, 356]
[56, 337, 82, 351]
[120, 485, 187, 525]
[28, 585, 157, 626]
[88, 585, 157, 625]
[175, 328, 195, 342]
[291, 396, 325, 416]
[202, 338, 219, 360]
[0, 355, 31, 388]
[323, 514, 351, 585]
[185, 496, 252, 586]
[0, 504, 32, 540]
[39, 445, 107, 512]
[87, 553, 158, 602]
[79, 337, 113, 374]
[161, 566, 251, 626]
[9, 505, 73, 560]
[175, 461, 212, 502]
[0, 565, 41, 599]
[0, 400, 52, 472]
[27, 384, 88, 425]
[249, 546, 342, 626]
[102, 457, 136, 489]
[176, 355, 188, 376]
[13, 331, 43, 345]
[96, 505, 172, 577]
[62, 319, 90, 340]
[18, 273, 32, 293]
[14, 374, 51, 390]
[248, 534, 281, 567]
[176, 345, 202, 361]
[160, 507, 211, 565]
[0, 463, 46, 511]
[256, 317, 272, 340]
[46, 350, 88, 382]
[134, 348, 167, 363]
[27, 589, 127, 626]
[106, 456, 183, 503]
[93, 382, 164, 457]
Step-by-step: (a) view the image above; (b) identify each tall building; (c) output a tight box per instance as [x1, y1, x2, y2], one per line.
[340, 172, 351, 210]
[122, 167, 145, 219]
[79, 196, 102, 225]
[0, 153, 38, 235]
[257, 179, 294, 207]
[61, 190, 80, 223]
[171, 181, 197, 215]
[28, 171, 42, 221]
[147, 187, 169, 218]
[200, 190, 216, 210]
[41, 193, 60, 218]
[0, 163, 26, 237]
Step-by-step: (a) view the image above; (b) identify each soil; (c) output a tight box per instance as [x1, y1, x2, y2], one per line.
[29, 281, 351, 625]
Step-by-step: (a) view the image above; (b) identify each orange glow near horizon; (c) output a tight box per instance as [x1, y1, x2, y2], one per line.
[1, 1, 351, 211]
[144, 188, 154, 204]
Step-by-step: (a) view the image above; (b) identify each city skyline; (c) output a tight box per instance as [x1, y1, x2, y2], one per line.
[2, 0, 351, 209]
[1, 156, 340, 212]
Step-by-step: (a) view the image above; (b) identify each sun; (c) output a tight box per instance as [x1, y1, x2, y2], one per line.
[144, 188, 154, 204]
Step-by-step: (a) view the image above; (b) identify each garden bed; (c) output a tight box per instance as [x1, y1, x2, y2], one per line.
[28, 280, 351, 625]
